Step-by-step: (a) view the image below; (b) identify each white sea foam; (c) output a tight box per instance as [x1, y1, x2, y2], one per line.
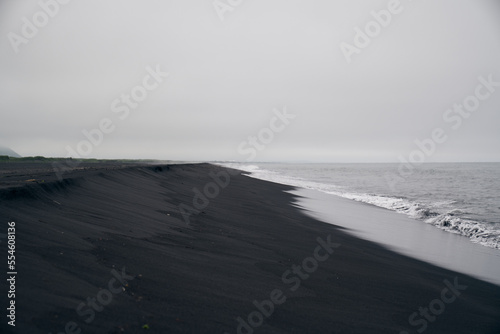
[219, 163, 500, 250]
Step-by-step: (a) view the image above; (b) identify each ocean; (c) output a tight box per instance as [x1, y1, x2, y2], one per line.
[220, 162, 500, 250]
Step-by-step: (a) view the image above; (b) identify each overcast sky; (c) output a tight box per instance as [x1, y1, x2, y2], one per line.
[1, 0, 499, 162]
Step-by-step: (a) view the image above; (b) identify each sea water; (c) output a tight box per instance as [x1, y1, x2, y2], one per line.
[219, 162, 500, 284]
[221, 163, 500, 250]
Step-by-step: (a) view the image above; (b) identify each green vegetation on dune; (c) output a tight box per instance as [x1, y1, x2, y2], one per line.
[0, 155, 165, 164]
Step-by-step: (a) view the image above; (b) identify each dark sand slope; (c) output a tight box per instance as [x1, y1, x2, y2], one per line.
[0, 163, 499, 334]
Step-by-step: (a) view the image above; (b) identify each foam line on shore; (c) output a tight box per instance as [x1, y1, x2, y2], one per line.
[0, 163, 499, 333]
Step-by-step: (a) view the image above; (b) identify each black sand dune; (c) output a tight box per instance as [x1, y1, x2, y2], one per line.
[0, 163, 499, 333]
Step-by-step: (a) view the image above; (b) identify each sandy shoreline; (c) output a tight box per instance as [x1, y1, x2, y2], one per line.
[0, 162, 499, 333]
[291, 188, 500, 286]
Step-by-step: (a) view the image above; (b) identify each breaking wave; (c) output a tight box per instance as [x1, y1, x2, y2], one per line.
[219, 163, 500, 250]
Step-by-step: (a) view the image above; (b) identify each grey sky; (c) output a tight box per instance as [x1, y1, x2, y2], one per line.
[1, 0, 499, 162]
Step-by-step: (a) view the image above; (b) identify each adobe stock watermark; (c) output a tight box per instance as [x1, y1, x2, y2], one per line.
[385, 74, 499, 192]
[49, 266, 134, 334]
[224, 235, 340, 334]
[52, 64, 169, 180]
[399, 277, 467, 334]
[237, 107, 296, 162]
[7, 0, 71, 54]
[213, 0, 244, 21]
[340, 0, 413, 64]
[178, 107, 295, 224]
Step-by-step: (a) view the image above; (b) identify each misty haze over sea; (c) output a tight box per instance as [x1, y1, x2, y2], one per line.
[1, 1, 500, 332]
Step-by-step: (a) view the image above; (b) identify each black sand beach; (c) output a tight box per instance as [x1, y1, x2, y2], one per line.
[0, 163, 499, 333]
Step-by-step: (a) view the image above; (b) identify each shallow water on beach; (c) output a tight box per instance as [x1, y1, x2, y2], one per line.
[291, 188, 500, 286]
[220, 162, 500, 250]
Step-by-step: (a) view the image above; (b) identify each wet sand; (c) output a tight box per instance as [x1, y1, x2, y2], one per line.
[0, 163, 499, 333]
[291, 188, 500, 286]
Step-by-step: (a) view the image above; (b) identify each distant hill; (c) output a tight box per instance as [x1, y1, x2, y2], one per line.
[0, 146, 21, 158]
